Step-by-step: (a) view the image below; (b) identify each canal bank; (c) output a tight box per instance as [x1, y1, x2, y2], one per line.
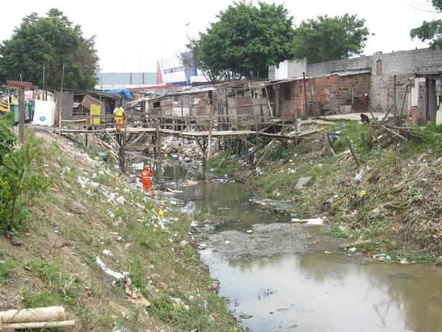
[167, 179, 442, 332]
[207, 121, 442, 261]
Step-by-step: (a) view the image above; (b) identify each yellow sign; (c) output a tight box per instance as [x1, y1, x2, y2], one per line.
[90, 104, 101, 125]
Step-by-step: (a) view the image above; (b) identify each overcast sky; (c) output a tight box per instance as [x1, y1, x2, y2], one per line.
[1, 0, 440, 72]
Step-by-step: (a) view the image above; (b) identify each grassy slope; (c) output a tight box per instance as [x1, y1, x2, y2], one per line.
[209, 121, 442, 261]
[0, 131, 242, 332]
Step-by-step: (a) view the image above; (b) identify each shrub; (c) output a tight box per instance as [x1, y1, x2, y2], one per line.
[0, 136, 49, 235]
[0, 117, 15, 165]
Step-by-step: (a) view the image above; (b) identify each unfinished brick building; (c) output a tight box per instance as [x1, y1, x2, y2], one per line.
[269, 48, 442, 123]
[268, 71, 370, 120]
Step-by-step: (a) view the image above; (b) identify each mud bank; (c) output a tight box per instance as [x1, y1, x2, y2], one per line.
[204, 223, 345, 259]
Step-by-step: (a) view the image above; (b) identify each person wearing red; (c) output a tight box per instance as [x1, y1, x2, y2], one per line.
[140, 165, 153, 191]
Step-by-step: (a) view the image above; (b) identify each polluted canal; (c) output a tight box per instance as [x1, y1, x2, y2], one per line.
[157, 163, 442, 332]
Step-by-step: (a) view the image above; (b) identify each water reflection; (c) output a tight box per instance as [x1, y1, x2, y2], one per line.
[158, 162, 442, 332]
[201, 251, 442, 332]
[177, 182, 288, 231]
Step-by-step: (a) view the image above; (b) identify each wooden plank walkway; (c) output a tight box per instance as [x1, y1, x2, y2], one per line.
[51, 127, 300, 139]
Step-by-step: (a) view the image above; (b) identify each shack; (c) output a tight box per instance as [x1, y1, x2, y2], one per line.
[267, 70, 370, 120]
[147, 86, 215, 131]
[59, 90, 121, 127]
[146, 81, 273, 131]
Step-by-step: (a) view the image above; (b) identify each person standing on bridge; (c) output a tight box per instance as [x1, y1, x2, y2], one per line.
[113, 105, 126, 132]
[140, 165, 154, 191]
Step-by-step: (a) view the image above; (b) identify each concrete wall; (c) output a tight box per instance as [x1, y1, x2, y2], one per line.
[370, 49, 442, 111]
[308, 56, 371, 77]
[271, 48, 442, 113]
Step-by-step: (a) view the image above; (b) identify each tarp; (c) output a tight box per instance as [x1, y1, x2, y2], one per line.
[32, 100, 56, 126]
[104, 89, 133, 100]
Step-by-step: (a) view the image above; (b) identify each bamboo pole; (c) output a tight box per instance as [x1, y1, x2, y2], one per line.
[0, 306, 66, 323]
[1, 320, 75, 329]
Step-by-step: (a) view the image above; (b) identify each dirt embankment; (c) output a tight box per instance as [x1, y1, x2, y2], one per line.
[0, 130, 242, 332]
[209, 121, 442, 262]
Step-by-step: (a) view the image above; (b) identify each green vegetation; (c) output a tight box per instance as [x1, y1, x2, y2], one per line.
[292, 14, 370, 63]
[211, 121, 442, 259]
[208, 152, 243, 175]
[0, 9, 98, 89]
[0, 117, 15, 164]
[197, 1, 296, 80]
[0, 130, 242, 331]
[26, 258, 82, 304]
[192, 2, 370, 80]
[0, 259, 16, 285]
[0, 127, 49, 235]
[410, 0, 442, 49]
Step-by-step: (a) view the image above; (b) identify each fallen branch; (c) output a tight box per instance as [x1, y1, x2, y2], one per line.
[381, 125, 408, 141]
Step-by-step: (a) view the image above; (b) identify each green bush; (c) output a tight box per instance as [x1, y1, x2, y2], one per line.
[427, 123, 442, 134]
[0, 117, 15, 165]
[0, 136, 49, 235]
[0, 260, 16, 284]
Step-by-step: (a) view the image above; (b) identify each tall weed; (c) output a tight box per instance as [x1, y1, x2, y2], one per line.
[0, 135, 49, 235]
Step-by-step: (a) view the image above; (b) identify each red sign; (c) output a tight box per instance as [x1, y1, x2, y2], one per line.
[7, 81, 38, 89]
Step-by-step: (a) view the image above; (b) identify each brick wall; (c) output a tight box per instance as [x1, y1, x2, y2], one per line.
[276, 73, 370, 119]
[273, 48, 442, 112]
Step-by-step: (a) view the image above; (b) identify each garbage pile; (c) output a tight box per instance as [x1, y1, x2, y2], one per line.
[161, 136, 203, 161]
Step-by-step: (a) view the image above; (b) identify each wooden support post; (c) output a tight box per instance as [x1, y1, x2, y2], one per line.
[275, 85, 280, 117]
[195, 137, 207, 180]
[118, 131, 127, 173]
[207, 104, 213, 160]
[303, 72, 308, 118]
[393, 74, 397, 116]
[155, 118, 161, 183]
[58, 64, 65, 135]
[18, 87, 25, 144]
[116, 122, 129, 173]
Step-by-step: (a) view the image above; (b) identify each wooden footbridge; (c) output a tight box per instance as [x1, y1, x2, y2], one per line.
[49, 117, 321, 177]
[49, 81, 323, 174]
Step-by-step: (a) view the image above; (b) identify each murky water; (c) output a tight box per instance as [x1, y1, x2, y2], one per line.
[162, 167, 442, 332]
[201, 251, 442, 332]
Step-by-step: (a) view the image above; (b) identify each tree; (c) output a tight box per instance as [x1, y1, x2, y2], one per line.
[197, 1, 296, 81]
[410, 0, 442, 49]
[0, 9, 99, 90]
[292, 14, 369, 64]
